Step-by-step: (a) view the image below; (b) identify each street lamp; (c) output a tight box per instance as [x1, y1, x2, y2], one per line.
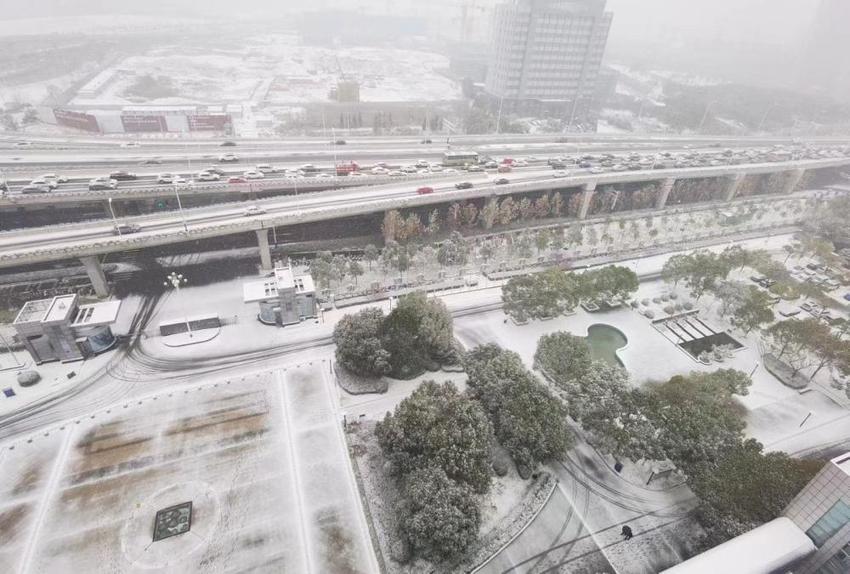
[163, 272, 192, 338]
[107, 197, 120, 234]
[698, 101, 718, 133]
[173, 185, 189, 232]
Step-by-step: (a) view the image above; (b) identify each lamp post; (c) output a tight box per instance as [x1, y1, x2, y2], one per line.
[698, 100, 718, 133]
[173, 185, 188, 232]
[107, 197, 120, 234]
[163, 272, 191, 338]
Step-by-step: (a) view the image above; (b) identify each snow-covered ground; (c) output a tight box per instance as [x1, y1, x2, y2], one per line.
[70, 36, 461, 108]
[0, 361, 378, 573]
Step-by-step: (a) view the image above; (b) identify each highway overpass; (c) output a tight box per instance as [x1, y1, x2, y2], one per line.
[1, 155, 848, 296]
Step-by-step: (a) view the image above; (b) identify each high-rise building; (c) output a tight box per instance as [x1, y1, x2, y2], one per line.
[800, 0, 850, 99]
[485, 0, 612, 125]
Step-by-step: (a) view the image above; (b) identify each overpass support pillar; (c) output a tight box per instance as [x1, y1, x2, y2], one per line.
[79, 255, 109, 297]
[578, 182, 597, 220]
[483, 196, 498, 230]
[256, 229, 273, 271]
[655, 177, 676, 209]
[783, 168, 806, 195]
[724, 173, 746, 201]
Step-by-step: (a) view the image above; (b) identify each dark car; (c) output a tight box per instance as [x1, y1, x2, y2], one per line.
[110, 170, 138, 181]
[333, 139, 347, 145]
[579, 161, 592, 168]
[113, 223, 141, 235]
[21, 184, 51, 194]
[220, 141, 237, 147]
[494, 178, 510, 185]
[454, 182, 474, 190]
[205, 166, 227, 176]
[421, 138, 432, 144]
[0, 181, 7, 193]
[140, 158, 162, 165]
[550, 161, 567, 170]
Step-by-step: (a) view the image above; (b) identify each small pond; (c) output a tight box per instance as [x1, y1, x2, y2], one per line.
[586, 324, 628, 367]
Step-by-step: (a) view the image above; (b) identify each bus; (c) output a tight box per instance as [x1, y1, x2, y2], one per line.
[443, 150, 479, 167]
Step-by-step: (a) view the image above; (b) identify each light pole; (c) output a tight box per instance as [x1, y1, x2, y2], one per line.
[173, 185, 188, 232]
[757, 103, 776, 133]
[107, 197, 120, 234]
[163, 272, 191, 338]
[496, 95, 504, 135]
[698, 101, 718, 133]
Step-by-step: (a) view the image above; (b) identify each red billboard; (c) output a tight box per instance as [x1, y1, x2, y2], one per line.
[121, 114, 167, 133]
[53, 109, 100, 132]
[187, 114, 231, 132]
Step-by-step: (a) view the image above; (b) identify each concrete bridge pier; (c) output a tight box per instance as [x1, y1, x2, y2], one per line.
[578, 182, 597, 220]
[655, 177, 677, 209]
[724, 173, 747, 201]
[783, 168, 806, 195]
[256, 229, 273, 271]
[79, 255, 109, 297]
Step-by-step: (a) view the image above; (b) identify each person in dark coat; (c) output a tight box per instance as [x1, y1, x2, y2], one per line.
[621, 525, 633, 540]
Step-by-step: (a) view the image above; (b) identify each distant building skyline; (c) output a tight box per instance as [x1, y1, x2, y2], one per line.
[484, 0, 612, 124]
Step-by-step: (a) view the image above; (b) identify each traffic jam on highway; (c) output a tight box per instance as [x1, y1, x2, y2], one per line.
[2, 141, 849, 199]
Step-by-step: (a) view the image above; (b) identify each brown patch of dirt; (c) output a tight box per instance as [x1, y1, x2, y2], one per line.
[0, 504, 30, 541]
[11, 464, 43, 496]
[315, 508, 360, 574]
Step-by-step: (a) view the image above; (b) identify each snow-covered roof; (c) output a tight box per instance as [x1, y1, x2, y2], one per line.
[72, 300, 122, 327]
[832, 451, 850, 476]
[661, 518, 815, 574]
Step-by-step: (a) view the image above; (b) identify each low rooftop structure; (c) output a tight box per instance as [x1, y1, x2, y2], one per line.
[243, 267, 317, 326]
[13, 294, 121, 364]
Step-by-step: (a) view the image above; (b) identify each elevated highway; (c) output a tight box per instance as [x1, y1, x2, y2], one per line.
[1, 156, 848, 296]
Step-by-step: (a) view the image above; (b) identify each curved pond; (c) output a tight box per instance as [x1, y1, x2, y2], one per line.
[586, 324, 628, 367]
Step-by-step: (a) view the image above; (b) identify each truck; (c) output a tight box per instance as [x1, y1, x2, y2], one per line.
[336, 161, 360, 176]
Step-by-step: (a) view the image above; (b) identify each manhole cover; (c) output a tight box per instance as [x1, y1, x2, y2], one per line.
[152, 501, 192, 542]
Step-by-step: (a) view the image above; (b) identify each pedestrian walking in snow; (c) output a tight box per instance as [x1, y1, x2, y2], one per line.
[621, 525, 633, 540]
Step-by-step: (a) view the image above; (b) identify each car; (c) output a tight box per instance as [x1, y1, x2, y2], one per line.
[157, 173, 176, 184]
[228, 176, 248, 184]
[553, 170, 568, 178]
[844, 293, 850, 302]
[388, 170, 405, 177]
[454, 182, 474, 190]
[371, 167, 388, 175]
[513, 160, 528, 167]
[243, 170, 265, 180]
[255, 164, 275, 174]
[494, 178, 510, 185]
[29, 178, 58, 190]
[484, 161, 498, 169]
[415, 159, 430, 168]
[109, 170, 138, 181]
[41, 173, 70, 184]
[497, 165, 512, 173]
[0, 181, 7, 193]
[589, 167, 605, 174]
[15, 141, 32, 147]
[88, 177, 118, 191]
[219, 153, 239, 162]
[315, 172, 332, 179]
[140, 158, 163, 165]
[420, 138, 432, 144]
[333, 139, 347, 145]
[400, 165, 418, 174]
[21, 184, 51, 194]
[467, 165, 484, 172]
[300, 164, 318, 172]
[416, 186, 434, 195]
[205, 165, 227, 176]
[113, 223, 141, 235]
[120, 141, 141, 148]
[197, 171, 221, 182]
[220, 141, 237, 147]
[174, 177, 193, 189]
[579, 161, 592, 169]
[243, 205, 267, 216]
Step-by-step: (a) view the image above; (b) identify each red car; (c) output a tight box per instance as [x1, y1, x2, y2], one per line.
[228, 176, 248, 184]
[416, 186, 434, 195]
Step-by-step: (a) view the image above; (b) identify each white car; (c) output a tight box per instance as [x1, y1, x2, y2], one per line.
[157, 173, 175, 184]
[243, 205, 266, 217]
[29, 177, 58, 189]
[174, 177, 194, 189]
[553, 170, 569, 178]
[388, 170, 405, 177]
[255, 164, 275, 174]
[370, 167, 387, 175]
[514, 160, 528, 167]
[401, 165, 418, 173]
[88, 177, 118, 191]
[197, 171, 220, 182]
[315, 172, 332, 179]
[589, 167, 605, 174]
[415, 159, 430, 168]
[219, 153, 239, 162]
[41, 173, 69, 184]
[243, 170, 265, 180]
